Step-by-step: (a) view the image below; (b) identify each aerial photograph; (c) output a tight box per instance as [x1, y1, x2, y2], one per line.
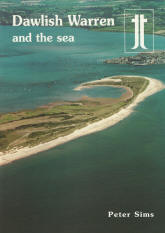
[0, 0, 165, 233]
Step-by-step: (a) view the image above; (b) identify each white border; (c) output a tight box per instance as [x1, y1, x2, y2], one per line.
[124, 9, 154, 53]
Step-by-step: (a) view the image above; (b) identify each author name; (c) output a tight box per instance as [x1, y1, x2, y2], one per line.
[108, 211, 155, 218]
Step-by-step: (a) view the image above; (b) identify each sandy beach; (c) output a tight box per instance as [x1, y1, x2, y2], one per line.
[0, 75, 164, 166]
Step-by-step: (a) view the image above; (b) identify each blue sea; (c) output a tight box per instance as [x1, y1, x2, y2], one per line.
[0, 26, 165, 233]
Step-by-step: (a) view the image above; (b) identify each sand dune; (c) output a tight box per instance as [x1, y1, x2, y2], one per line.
[0, 75, 164, 166]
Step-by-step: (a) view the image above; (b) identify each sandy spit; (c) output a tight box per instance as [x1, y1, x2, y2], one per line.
[0, 76, 164, 166]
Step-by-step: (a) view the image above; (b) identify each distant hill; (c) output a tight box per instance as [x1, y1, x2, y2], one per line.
[0, 0, 165, 35]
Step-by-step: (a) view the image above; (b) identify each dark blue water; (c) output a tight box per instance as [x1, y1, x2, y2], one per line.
[0, 26, 165, 233]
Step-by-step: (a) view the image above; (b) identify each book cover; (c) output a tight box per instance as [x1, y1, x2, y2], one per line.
[0, 1, 165, 233]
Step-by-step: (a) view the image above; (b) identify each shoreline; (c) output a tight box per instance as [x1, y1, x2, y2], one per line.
[74, 78, 133, 101]
[0, 75, 164, 166]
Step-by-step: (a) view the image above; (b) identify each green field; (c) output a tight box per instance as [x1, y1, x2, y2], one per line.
[0, 0, 165, 35]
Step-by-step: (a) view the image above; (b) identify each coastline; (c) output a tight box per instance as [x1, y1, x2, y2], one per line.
[74, 78, 134, 101]
[0, 76, 164, 166]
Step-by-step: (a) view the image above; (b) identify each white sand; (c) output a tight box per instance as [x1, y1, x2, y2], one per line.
[0, 75, 164, 166]
[74, 77, 122, 90]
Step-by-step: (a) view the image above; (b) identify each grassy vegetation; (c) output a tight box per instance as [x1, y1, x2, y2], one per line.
[0, 76, 148, 153]
[0, 0, 165, 35]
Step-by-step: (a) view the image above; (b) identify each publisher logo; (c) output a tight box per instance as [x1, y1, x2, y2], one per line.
[124, 9, 154, 53]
